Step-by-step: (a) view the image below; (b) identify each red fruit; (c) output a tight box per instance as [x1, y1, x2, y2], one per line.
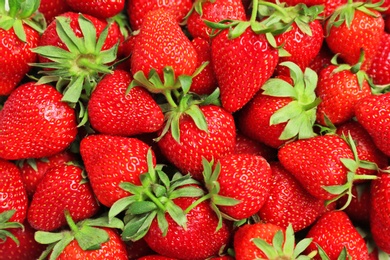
[367, 33, 390, 85]
[138, 256, 177, 260]
[88, 70, 164, 136]
[211, 28, 279, 112]
[234, 132, 278, 162]
[325, 2, 385, 70]
[0, 160, 28, 223]
[27, 164, 100, 231]
[190, 37, 218, 95]
[127, 0, 193, 31]
[186, 0, 247, 40]
[38, 0, 72, 24]
[308, 43, 334, 74]
[126, 239, 155, 260]
[369, 171, 390, 253]
[278, 135, 354, 200]
[143, 197, 232, 259]
[130, 8, 198, 78]
[19, 151, 75, 197]
[259, 162, 328, 232]
[80, 134, 154, 207]
[0, 82, 77, 160]
[315, 63, 372, 126]
[157, 105, 236, 180]
[305, 210, 369, 259]
[0, 221, 46, 260]
[355, 92, 390, 157]
[57, 227, 128, 260]
[65, 0, 125, 19]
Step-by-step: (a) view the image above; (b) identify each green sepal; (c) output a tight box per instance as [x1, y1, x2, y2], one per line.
[0, 210, 24, 245]
[121, 212, 156, 241]
[74, 225, 109, 250]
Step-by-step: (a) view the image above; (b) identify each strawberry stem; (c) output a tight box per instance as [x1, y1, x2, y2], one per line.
[64, 210, 79, 234]
[250, 0, 259, 23]
[143, 189, 167, 212]
[184, 193, 212, 214]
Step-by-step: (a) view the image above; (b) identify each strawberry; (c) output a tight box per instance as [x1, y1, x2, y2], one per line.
[315, 53, 373, 126]
[0, 160, 28, 223]
[0, 0, 42, 95]
[38, 0, 72, 24]
[308, 43, 334, 74]
[238, 62, 320, 149]
[325, 0, 385, 70]
[190, 37, 218, 95]
[18, 151, 75, 198]
[0, 218, 45, 260]
[138, 256, 177, 260]
[65, 0, 125, 19]
[234, 132, 278, 162]
[80, 134, 155, 207]
[127, 0, 193, 31]
[157, 104, 236, 180]
[87, 69, 164, 136]
[354, 92, 390, 157]
[233, 223, 316, 260]
[35, 213, 128, 260]
[186, 0, 247, 40]
[27, 164, 100, 231]
[202, 154, 272, 221]
[305, 210, 369, 259]
[131, 8, 197, 79]
[143, 196, 233, 259]
[367, 33, 390, 85]
[0, 82, 77, 160]
[125, 238, 155, 260]
[210, 26, 278, 113]
[369, 170, 390, 254]
[258, 162, 328, 232]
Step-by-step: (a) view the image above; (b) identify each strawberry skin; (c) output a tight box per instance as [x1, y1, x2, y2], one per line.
[278, 135, 354, 200]
[88, 70, 164, 136]
[0, 160, 28, 223]
[80, 134, 155, 207]
[65, 0, 125, 19]
[0, 26, 39, 95]
[211, 28, 279, 113]
[355, 93, 390, 157]
[27, 164, 100, 231]
[38, 0, 72, 24]
[0, 82, 77, 160]
[305, 210, 369, 259]
[367, 33, 390, 85]
[157, 105, 236, 180]
[130, 8, 198, 79]
[143, 196, 232, 259]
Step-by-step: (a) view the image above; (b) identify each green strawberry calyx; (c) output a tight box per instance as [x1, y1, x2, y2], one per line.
[108, 149, 205, 241]
[35, 211, 124, 260]
[0, 210, 24, 246]
[317, 244, 352, 260]
[0, 0, 45, 42]
[261, 61, 321, 141]
[325, 0, 387, 36]
[252, 224, 317, 259]
[30, 14, 118, 106]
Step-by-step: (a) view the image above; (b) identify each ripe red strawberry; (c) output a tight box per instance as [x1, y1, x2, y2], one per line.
[277, 134, 355, 200]
[203, 154, 272, 220]
[234, 132, 278, 162]
[354, 92, 390, 157]
[0, 0, 41, 95]
[143, 196, 233, 259]
[0, 219, 46, 260]
[65, 0, 125, 19]
[238, 62, 320, 149]
[367, 33, 390, 85]
[325, 0, 385, 70]
[211, 27, 279, 112]
[308, 43, 334, 74]
[138, 256, 177, 260]
[190, 37, 218, 95]
[268, 0, 347, 17]
[80, 134, 155, 207]
[157, 104, 236, 180]
[186, 0, 247, 40]
[125, 238, 155, 260]
[258, 162, 328, 232]
[0, 82, 77, 160]
[88, 70, 164, 136]
[38, 0, 72, 24]
[315, 56, 372, 126]
[0, 160, 28, 223]
[369, 170, 390, 253]
[27, 164, 100, 231]
[127, 0, 193, 31]
[19, 151, 75, 198]
[305, 210, 369, 259]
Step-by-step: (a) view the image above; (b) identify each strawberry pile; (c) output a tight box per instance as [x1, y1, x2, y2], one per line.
[2, 0, 390, 259]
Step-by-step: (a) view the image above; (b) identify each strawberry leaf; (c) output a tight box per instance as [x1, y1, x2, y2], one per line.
[74, 225, 109, 250]
[128, 201, 158, 215]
